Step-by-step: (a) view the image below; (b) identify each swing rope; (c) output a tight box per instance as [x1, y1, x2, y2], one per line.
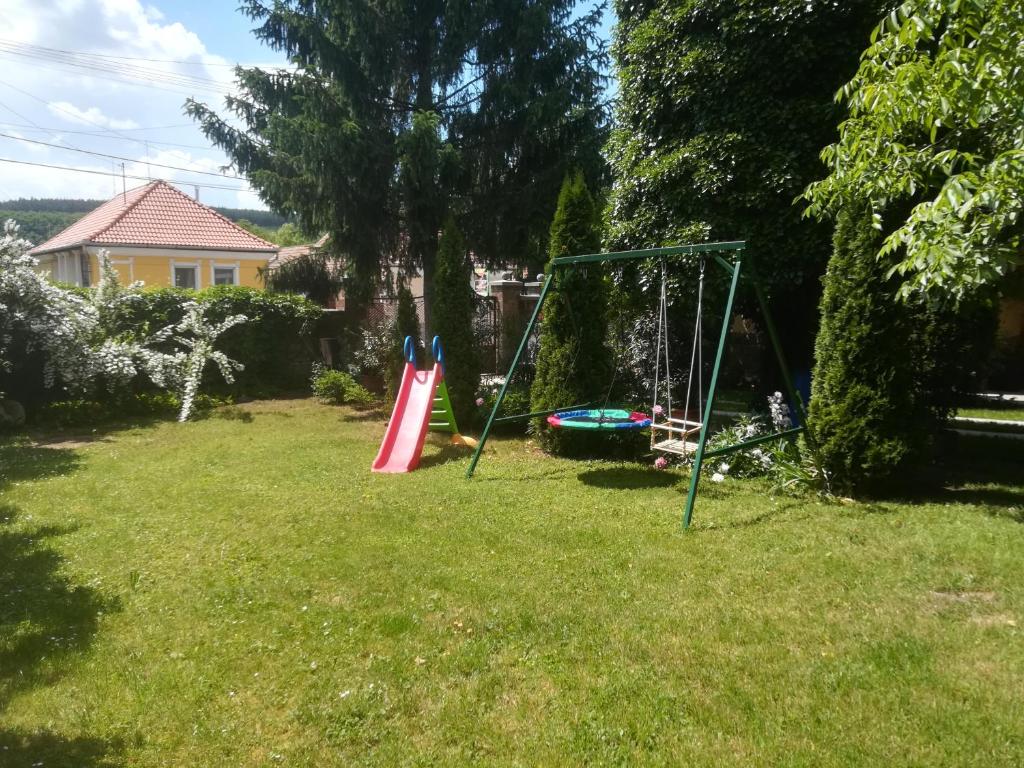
[651, 255, 705, 455]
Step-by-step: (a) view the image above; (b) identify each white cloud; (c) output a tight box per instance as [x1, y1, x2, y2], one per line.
[0, 0, 282, 209]
[47, 101, 140, 130]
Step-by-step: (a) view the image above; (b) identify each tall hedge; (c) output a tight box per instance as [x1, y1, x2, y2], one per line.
[2, 286, 324, 409]
[430, 219, 479, 428]
[606, 0, 889, 373]
[530, 172, 612, 455]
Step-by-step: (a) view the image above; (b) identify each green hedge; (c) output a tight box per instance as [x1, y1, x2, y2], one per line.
[114, 286, 323, 396]
[2, 286, 323, 413]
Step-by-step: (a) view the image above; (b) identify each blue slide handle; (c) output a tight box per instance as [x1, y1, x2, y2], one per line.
[403, 335, 416, 365]
[431, 336, 445, 376]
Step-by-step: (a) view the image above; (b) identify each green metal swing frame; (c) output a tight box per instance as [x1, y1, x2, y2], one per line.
[465, 241, 808, 528]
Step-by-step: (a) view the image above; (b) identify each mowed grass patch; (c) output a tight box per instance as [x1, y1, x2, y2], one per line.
[957, 406, 1024, 422]
[1, 398, 1022, 767]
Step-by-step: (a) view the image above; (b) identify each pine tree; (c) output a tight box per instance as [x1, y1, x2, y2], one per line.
[431, 219, 479, 428]
[530, 173, 612, 455]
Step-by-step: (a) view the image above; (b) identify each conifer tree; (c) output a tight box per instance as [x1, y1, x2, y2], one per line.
[431, 219, 479, 428]
[386, 283, 422, 402]
[187, 1, 607, 321]
[530, 172, 612, 455]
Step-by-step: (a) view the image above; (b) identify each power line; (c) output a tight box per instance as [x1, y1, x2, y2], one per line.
[0, 38, 257, 68]
[0, 131, 245, 181]
[0, 41, 230, 90]
[0, 122, 219, 150]
[0, 79, 135, 140]
[0, 157, 251, 192]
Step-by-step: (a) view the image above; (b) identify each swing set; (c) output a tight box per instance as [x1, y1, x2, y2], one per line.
[465, 241, 808, 528]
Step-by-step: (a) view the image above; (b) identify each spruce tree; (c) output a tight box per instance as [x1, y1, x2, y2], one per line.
[530, 173, 612, 455]
[431, 219, 479, 428]
[187, 1, 608, 320]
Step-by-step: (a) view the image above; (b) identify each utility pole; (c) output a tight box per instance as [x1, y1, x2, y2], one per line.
[145, 140, 152, 180]
[121, 163, 126, 202]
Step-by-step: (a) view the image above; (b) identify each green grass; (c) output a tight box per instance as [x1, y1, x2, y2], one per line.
[957, 406, 1024, 422]
[2, 399, 1023, 767]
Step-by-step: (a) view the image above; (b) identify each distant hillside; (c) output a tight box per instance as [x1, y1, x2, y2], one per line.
[0, 197, 288, 245]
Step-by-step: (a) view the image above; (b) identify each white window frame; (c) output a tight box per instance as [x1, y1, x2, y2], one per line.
[171, 261, 200, 290]
[211, 262, 240, 286]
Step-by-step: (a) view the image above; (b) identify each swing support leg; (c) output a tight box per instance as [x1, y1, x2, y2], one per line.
[466, 272, 554, 478]
[682, 255, 743, 528]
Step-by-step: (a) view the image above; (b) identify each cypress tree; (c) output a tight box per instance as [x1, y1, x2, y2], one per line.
[386, 283, 422, 403]
[808, 207, 931, 494]
[530, 173, 612, 455]
[431, 219, 479, 428]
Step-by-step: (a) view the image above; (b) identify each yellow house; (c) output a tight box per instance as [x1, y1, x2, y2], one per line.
[29, 180, 278, 289]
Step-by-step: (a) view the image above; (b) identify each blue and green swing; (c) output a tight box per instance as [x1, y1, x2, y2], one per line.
[465, 242, 808, 528]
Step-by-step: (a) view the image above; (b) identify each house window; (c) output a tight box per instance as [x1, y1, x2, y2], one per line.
[79, 252, 92, 287]
[213, 266, 238, 286]
[174, 265, 198, 289]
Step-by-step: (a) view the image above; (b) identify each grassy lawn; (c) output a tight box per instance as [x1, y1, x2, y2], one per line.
[957, 406, 1024, 422]
[2, 399, 1023, 767]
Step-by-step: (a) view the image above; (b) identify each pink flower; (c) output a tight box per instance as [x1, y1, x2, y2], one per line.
[654, 456, 668, 470]
[653, 404, 664, 415]
[475, 397, 485, 407]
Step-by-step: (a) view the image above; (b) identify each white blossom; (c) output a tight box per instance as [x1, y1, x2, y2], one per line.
[0, 222, 246, 419]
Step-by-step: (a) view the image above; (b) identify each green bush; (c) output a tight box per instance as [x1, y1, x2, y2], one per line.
[35, 392, 230, 429]
[475, 380, 531, 432]
[530, 172, 613, 456]
[3, 284, 324, 420]
[311, 366, 375, 407]
[431, 219, 480, 427]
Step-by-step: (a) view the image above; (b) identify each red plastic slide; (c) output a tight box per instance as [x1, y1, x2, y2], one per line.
[371, 360, 442, 473]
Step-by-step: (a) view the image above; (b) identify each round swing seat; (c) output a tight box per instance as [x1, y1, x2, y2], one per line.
[547, 409, 652, 431]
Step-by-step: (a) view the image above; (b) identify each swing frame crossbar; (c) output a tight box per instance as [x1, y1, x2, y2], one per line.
[465, 241, 809, 529]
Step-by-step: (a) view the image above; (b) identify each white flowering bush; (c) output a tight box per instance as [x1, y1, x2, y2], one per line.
[704, 392, 794, 479]
[702, 390, 832, 497]
[0, 220, 246, 421]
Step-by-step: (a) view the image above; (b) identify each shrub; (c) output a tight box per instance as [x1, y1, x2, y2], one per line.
[431, 219, 479, 427]
[35, 392, 230, 429]
[311, 365, 375, 407]
[475, 380, 531, 432]
[530, 172, 612, 456]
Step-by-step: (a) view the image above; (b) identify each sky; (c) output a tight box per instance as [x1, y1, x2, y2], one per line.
[0, 0, 613, 212]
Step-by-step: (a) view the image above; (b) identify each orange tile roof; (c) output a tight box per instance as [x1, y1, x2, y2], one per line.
[29, 180, 277, 255]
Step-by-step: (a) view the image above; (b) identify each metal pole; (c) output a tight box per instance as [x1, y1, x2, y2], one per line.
[750, 253, 810, 429]
[682, 253, 743, 528]
[466, 271, 555, 478]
